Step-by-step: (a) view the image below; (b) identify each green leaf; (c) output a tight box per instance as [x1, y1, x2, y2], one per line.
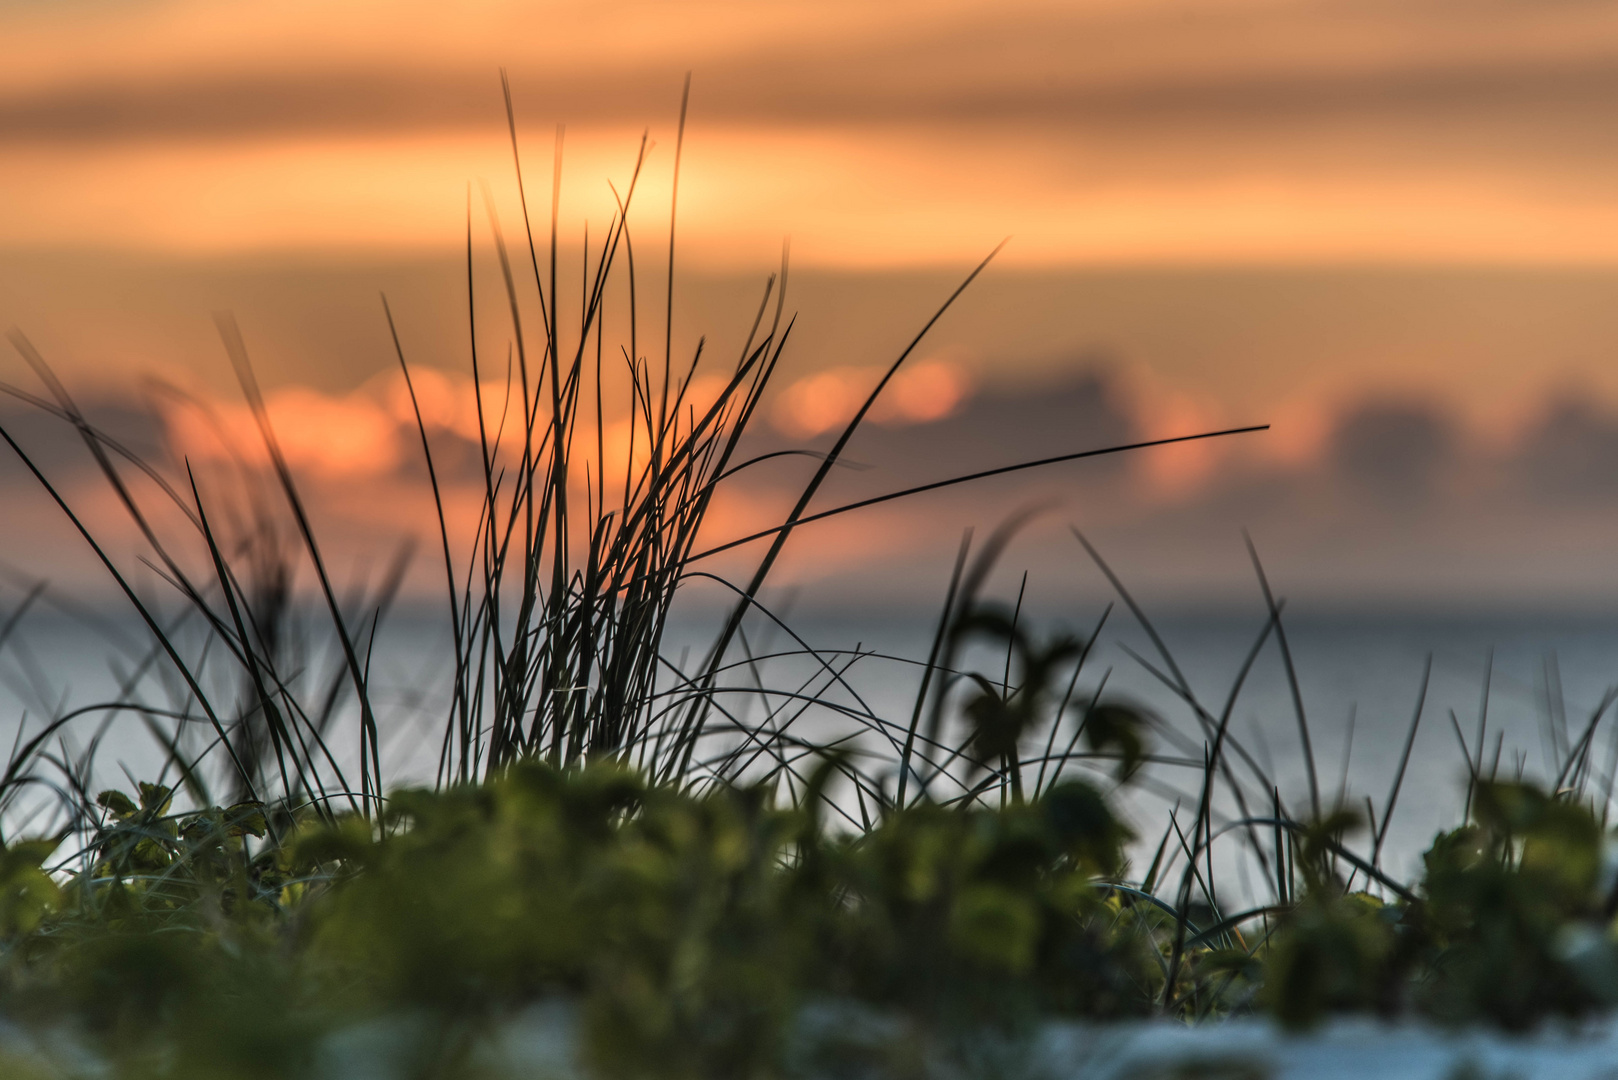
[96, 790, 137, 818]
[1, 836, 63, 874]
[1083, 702, 1150, 780]
[1042, 779, 1129, 877]
[225, 802, 268, 839]
[137, 782, 174, 816]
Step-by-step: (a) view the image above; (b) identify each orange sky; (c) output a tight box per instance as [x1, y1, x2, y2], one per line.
[11, 1, 1618, 605]
[7, 0, 1618, 267]
[7, 0, 1618, 412]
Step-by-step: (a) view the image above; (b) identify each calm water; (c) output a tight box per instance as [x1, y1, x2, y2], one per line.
[8, 603, 1618, 891]
[712, 605, 1618, 885]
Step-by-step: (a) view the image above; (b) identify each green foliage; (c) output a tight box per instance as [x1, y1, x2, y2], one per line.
[1262, 890, 1400, 1029]
[1261, 780, 1618, 1031]
[825, 782, 1152, 1029]
[1416, 781, 1616, 1028]
[0, 784, 317, 1077]
[0, 762, 1161, 1078]
[1261, 809, 1402, 1028]
[301, 762, 812, 1078]
[9, 750, 1618, 1074]
[0, 833, 63, 937]
[1080, 704, 1149, 782]
[80, 782, 284, 924]
[291, 763, 1154, 1076]
[954, 608, 1085, 784]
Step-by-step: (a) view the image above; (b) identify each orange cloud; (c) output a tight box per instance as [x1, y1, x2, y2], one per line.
[771, 358, 971, 438]
[165, 384, 401, 479]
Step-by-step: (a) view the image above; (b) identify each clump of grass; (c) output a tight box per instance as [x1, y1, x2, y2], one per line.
[0, 74, 1264, 828]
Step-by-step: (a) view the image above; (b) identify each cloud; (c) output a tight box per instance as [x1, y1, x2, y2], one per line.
[2, 358, 1618, 609]
[1514, 394, 1618, 501]
[163, 385, 403, 480]
[9, 52, 1618, 147]
[8, 1, 1618, 145]
[1327, 400, 1457, 505]
[770, 359, 972, 438]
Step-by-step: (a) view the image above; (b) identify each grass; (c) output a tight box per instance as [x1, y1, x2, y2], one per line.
[0, 87, 1611, 1077]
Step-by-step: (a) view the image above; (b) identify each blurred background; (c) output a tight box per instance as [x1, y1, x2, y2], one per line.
[8, 0, 1618, 606]
[7, 0, 1618, 856]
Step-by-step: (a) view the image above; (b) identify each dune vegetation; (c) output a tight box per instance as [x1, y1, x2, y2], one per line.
[0, 94, 1614, 1079]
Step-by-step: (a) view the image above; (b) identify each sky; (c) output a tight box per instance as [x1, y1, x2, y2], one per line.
[11, 0, 1618, 266]
[7, 0, 1618, 611]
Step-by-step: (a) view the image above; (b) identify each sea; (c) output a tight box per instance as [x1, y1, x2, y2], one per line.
[7, 602, 1618, 899]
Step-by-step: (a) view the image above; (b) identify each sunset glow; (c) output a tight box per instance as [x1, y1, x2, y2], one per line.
[7, 0, 1618, 267]
[7, 0, 1618, 604]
